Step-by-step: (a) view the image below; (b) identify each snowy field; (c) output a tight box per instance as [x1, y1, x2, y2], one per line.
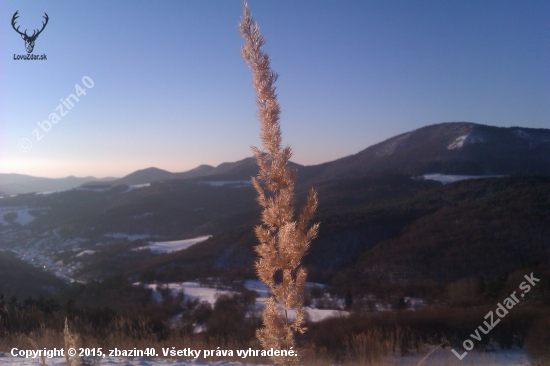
[447, 133, 485, 150]
[422, 174, 504, 184]
[388, 347, 530, 365]
[121, 184, 151, 193]
[143, 280, 348, 323]
[76, 250, 96, 257]
[145, 281, 234, 304]
[0, 348, 532, 366]
[136, 236, 212, 254]
[104, 233, 154, 241]
[0, 206, 39, 226]
[0, 354, 252, 366]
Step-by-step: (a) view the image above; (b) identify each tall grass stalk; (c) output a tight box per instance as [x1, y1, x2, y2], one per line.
[239, 1, 319, 364]
[28, 336, 46, 366]
[64, 318, 81, 366]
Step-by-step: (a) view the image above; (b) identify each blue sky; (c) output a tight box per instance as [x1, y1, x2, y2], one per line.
[1, 0, 548, 178]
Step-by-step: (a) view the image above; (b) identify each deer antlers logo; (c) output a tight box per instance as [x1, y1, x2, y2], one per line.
[11, 11, 49, 54]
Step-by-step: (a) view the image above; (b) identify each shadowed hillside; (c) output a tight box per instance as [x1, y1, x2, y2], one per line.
[0, 251, 67, 297]
[299, 123, 550, 181]
[123, 176, 550, 293]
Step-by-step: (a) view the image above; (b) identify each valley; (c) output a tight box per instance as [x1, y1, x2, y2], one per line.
[0, 122, 549, 365]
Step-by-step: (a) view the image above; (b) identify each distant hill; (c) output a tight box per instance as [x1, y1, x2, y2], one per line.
[0, 173, 116, 196]
[84, 157, 303, 188]
[6, 122, 550, 194]
[82, 165, 218, 188]
[104, 167, 186, 186]
[196, 157, 303, 181]
[298, 122, 550, 181]
[97, 122, 550, 188]
[194, 157, 260, 180]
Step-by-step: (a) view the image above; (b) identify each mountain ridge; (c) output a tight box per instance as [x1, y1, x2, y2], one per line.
[2, 122, 549, 195]
[76, 122, 550, 187]
[0, 173, 117, 196]
[298, 122, 550, 181]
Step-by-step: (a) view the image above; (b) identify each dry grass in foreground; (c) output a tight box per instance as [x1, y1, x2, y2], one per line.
[1, 319, 519, 366]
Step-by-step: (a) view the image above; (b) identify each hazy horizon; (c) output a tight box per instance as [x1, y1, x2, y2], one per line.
[2, 0, 549, 178]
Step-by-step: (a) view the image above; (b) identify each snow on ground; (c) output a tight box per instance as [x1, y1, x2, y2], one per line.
[0, 206, 38, 226]
[77, 186, 111, 192]
[144, 282, 234, 304]
[447, 133, 485, 150]
[104, 232, 154, 241]
[0, 348, 532, 366]
[0, 280, 531, 366]
[422, 173, 504, 184]
[244, 280, 347, 321]
[447, 135, 469, 149]
[136, 236, 212, 254]
[199, 181, 252, 188]
[121, 183, 151, 193]
[388, 347, 530, 365]
[302, 307, 347, 322]
[180, 282, 231, 304]
[0, 354, 254, 366]
[248, 281, 350, 322]
[76, 250, 96, 257]
[143, 280, 348, 323]
[243, 280, 270, 298]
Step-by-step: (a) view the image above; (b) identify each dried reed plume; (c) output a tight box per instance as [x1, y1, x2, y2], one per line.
[239, 1, 319, 364]
[64, 318, 81, 366]
[27, 336, 46, 366]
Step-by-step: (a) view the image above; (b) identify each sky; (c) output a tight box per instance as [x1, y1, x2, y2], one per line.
[1, 0, 549, 178]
